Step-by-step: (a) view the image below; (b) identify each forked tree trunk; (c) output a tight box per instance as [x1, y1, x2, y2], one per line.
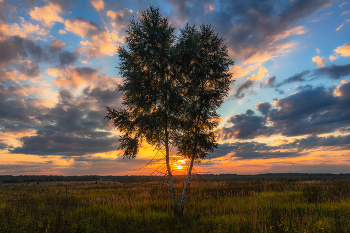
[179, 155, 195, 216]
[165, 129, 179, 216]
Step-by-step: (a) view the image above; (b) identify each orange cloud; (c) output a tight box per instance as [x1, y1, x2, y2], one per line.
[53, 66, 99, 89]
[106, 9, 133, 44]
[329, 54, 338, 61]
[247, 67, 268, 81]
[204, 3, 215, 13]
[47, 67, 60, 76]
[107, 8, 133, 22]
[336, 23, 345, 31]
[0, 69, 17, 82]
[58, 29, 66, 34]
[269, 26, 307, 45]
[333, 42, 350, 57]
[1, 17, 48, 38]
[65, 18, 116, 58]
[240, 42, 296, 65]
[51, 40, 65, 49]
[90, 0, 104, 12]
[29, 3, 64, 27]
[312, 56, 326, 67]
[229, 64, 258, 79]
[334, 80, 348, 96]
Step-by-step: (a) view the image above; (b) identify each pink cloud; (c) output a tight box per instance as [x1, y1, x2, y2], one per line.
[29, 3, 64, 27]
[247, 67, 268, 81]
[339, 2, 349, 8]
[269, 26, 307, 45]
[341, 10, 350, 16]
[65, 18, 116, 58]
[58, 29, 66, 34]
[53, 66, 99, 89]
[50, 40, 65, 49]
[90, 0, 104, 12]
[1, 17, 48, 38]
[330, 42, 350, 60]
[312, 56, 326, 67]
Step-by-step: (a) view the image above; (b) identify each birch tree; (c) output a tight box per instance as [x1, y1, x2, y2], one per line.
[174, 24, 234, 216]
[105, 6, 182, 215]
[105, 7, 233, 217]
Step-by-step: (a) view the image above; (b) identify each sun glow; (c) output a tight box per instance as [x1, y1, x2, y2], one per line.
[173, 159, 187, 170]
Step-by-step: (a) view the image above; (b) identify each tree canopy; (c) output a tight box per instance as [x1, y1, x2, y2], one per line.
[105, 6, 233, 216]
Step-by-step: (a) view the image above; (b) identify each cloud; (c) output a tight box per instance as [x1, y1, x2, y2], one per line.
[58, 29, 66, 34]
[336, 23, 345, 31]
[0, 37, 79, 69]
[215, 133, 350, 160]
[10, 78, 122, 156]
[333, 42, 350, 57]
[232, 67, 268, 98]
[279, 70, 310, 86]
[65, 17, 104, 38]
[248, 67, 268, 81]
[339, 2, 349, 8]
[329, 54, 338, 61]
[219, 82, 350, 140]
[263, 76, 276, 88]
[65, 17, 116, 58]
[53, 66, 99, 88]
[50, 39, 65, 53]
[58, 51, 79, 67]
[313, 63, 350, 79]
[269, 26, 307, 45]
[334, 80, 350, 98]
[16, 62, 40, 79]
[2, 17, 48, 38]
[289, 134, 350, 151]
[106, 8, 134, 44]
[228, 63, 260, 79]
[255, 102, 272, 116]
[312, 56, 326, 67]
[261, 71, 310, 89]
[218, 110, 271, 140]
[316, 48, 321, 53]
[29, 3, 64, 27]
[311, 12, 333, 22]
[90, 0, 104, 12]
[0, 81, 52, 132]
[215, 141, 298, 160]
[233, 79, 254, 99]
[11, 134, 119, 156]
[107, 8, 133, 25]
[0, 36, 47, 67]
[167, 0, 332, 64]
[341, 10, 350, 16]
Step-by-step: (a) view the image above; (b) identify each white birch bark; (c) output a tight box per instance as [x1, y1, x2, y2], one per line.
[165, 130, 178, 216]
[179, 156, 195, 216]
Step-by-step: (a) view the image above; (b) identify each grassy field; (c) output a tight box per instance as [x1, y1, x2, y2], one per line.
[1, 179, 350, 232]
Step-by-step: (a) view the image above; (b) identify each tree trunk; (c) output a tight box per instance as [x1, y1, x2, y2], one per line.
[179, 155, 195, 216]
[165, 126, 178, 216]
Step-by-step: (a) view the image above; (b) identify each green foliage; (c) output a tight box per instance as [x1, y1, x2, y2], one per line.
[1, 180, 350, 232]
[105, 6, 233, 161]
[105, 6, 181, 158]
[174, 24, 234, 159]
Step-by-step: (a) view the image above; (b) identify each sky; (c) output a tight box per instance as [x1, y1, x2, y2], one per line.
[0, 0, 350, 175]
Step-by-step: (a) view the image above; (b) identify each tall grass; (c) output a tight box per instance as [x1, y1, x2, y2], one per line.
[1, 179, 350, 232]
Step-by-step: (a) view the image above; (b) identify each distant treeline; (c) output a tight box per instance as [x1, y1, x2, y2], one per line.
[1, 173, 350, 184]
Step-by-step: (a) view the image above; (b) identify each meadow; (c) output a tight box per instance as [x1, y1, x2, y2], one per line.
[1, 178, 350, 232]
